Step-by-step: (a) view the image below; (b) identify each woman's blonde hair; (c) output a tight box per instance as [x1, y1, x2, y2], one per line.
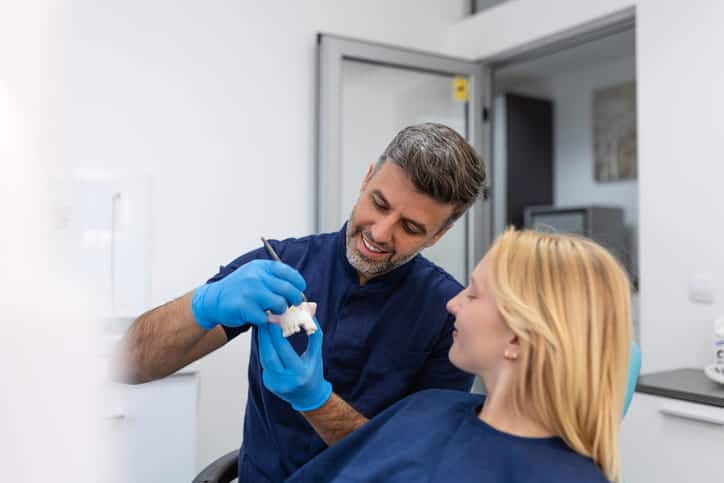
[486, 228, 632, 482]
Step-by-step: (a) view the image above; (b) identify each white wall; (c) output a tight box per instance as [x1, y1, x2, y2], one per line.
[447, 0, 724, 373]
[62, 0, 468, 471]
[552, 57, 638, 219]
[635, 0, 724, 372]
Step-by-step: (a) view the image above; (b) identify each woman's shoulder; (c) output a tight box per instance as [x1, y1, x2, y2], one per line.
[371, 389, 483, 425]
[510, 438, 609, 483]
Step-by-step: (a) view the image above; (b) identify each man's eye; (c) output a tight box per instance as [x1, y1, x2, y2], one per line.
[372, 198, 387, 210]
[403, 223, 422, 235]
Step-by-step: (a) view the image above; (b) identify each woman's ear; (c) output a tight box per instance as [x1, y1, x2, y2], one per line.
[503, 334, 520, 361]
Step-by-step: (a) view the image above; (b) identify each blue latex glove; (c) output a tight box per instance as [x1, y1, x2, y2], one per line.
[258, 320, 332, 412]
[191, 260, 306, 330]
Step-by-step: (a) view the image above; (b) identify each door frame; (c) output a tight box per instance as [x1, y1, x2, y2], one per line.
[482, 7, 635, 68]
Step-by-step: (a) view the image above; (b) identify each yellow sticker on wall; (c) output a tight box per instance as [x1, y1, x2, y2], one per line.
[453, 76, 469, 101]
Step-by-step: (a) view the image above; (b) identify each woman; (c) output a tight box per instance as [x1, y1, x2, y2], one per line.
[283, 228, 633, 482]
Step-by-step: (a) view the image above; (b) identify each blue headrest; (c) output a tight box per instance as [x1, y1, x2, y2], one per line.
[623, 341, 641, 417]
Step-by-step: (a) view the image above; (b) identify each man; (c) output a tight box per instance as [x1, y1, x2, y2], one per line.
[115, 123, 487, 482]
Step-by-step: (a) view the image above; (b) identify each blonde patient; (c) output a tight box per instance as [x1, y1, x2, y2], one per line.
[281, 228, 633, 483]
[447, 228, 631, 481]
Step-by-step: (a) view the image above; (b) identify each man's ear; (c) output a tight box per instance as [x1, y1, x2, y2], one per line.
[360, 163, 375, 193]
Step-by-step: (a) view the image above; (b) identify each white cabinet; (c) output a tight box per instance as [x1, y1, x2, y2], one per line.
[103, 372, 199, 483]
[620, 393, 724, 482]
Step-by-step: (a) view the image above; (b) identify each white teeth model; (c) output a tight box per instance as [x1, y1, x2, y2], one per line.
[267, 301, 318, 338]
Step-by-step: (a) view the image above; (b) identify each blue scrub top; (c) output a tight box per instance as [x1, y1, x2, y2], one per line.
[286, 389, 609, 483]
[207, 224, 473, 482]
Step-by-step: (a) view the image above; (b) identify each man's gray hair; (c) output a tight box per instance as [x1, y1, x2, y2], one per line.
[375, 123, 488, 228]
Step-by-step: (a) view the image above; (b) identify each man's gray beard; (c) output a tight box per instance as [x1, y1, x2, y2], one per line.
[345, 220, 417, 279]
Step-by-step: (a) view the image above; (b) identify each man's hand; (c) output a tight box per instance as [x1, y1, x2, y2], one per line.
[191, 260, 306, 330]
[258, 320, 332, 412]
[259, 316, 369, 446]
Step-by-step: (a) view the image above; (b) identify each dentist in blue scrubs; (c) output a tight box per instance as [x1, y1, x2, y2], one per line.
[115, 123, 488, 482]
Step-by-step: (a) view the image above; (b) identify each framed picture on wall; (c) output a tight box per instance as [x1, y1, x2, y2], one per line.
[593, 81, 637, 182]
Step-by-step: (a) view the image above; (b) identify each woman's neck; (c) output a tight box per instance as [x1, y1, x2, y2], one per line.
[478, 369, 553, 438]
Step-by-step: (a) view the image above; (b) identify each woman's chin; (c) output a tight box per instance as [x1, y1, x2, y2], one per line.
[448, 344, 470, 373]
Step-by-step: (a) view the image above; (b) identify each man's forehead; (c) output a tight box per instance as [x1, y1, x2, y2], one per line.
[368, 163, 447, 207]
[368, 162, 416, 191]
[372, 185, 454, 218]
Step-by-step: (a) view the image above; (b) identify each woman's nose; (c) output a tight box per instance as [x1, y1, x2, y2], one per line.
[446, 296, 459, 315]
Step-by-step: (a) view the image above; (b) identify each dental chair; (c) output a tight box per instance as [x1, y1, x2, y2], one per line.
[192, 450, 239, 483]
[192, 343, 642, 483]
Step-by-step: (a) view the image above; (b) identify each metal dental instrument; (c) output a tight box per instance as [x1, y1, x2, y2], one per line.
[261, 236, 307, 302]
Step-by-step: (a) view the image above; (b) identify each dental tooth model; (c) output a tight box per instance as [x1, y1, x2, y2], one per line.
[268, 301, 318, 337]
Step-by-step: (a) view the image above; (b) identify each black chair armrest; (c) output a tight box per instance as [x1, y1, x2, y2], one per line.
[192, 449, 239, 483]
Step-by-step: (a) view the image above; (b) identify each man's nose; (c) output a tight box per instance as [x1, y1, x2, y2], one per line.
[370, 214, 395, 245]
